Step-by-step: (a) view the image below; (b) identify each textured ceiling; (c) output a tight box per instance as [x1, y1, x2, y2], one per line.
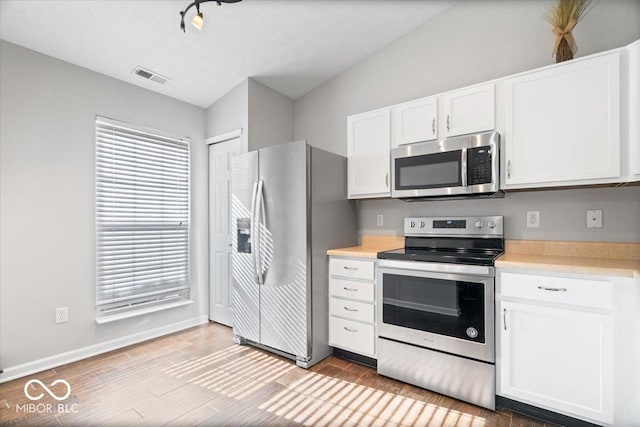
[0, 0, 455, 108]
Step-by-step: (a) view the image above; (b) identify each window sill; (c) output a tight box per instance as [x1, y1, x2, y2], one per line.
[95, 299, 195, 324]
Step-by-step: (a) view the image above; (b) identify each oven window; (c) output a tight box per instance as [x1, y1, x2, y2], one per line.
[382, 273, 485, 343]
[395, 150, 462, 190]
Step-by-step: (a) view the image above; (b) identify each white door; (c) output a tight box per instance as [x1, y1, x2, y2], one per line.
[392, 96, 438, 147]
[441, 83, 495, 138]
[500, 301, 613, 424]
[504, 52, 620, 188]
[347, 108, 391, 199]
[209, 137, 243, 325]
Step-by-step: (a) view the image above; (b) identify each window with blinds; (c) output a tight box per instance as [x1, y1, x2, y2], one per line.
[95, 116, 190, 317]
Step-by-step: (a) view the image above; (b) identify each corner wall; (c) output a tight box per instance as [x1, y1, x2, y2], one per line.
[205, 78, 249, 149]
[205, 78, 294, 150]
[248, 79, 295, 151]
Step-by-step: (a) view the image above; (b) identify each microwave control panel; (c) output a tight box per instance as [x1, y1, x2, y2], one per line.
[467, 146, 493, 185]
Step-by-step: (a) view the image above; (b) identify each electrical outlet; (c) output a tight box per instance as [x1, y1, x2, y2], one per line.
[587, 209, 603, 228]
[526, 211, 540, 228]
[376, 214, 384, 227]
[55, 307, 68, 324]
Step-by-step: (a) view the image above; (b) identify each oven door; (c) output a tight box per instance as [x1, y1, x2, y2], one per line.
[377, 260, 494, 363]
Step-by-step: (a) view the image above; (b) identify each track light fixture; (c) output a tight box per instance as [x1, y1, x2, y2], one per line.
[179, 0, 242, 33]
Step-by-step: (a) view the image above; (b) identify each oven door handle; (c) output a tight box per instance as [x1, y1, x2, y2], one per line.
[377, 259, 494, 277]
[461, 147, 467, 188]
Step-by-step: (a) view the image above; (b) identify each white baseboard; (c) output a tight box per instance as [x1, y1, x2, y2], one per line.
[0, 315, 209, 384]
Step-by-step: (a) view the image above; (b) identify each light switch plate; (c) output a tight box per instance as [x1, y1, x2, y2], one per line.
[377, 214, 384, 227]
[587, 209, 603, 228]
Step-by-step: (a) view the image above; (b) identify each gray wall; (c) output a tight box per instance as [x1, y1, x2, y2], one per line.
[294, 0, 640, 242]
[248, 79, 295, 151]
[0, 41, 208, 368]
[357, 187, 640, 242]
[205, 78, 248, 150]
[205, 78, 294, 151]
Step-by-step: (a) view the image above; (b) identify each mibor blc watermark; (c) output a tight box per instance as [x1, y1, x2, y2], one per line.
[16, 378, 79, 414]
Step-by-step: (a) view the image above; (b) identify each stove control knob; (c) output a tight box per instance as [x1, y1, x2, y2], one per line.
[419, 221, 426, 228]
[488, 220, 496, 229]
[475, 220, 483, 228]
[409, 221, 416, 228]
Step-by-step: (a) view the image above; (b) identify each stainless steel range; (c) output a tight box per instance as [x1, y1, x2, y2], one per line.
[376, 216, 504, 410]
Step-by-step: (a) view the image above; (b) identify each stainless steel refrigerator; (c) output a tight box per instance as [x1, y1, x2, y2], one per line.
[230, 140, 356, 368]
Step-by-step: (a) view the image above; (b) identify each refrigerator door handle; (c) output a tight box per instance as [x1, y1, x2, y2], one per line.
[255, 179, 265, 285]
[250, 180, 259, 284]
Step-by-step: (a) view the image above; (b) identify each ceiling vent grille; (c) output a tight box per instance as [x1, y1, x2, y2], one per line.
[133, 66, 170, 85]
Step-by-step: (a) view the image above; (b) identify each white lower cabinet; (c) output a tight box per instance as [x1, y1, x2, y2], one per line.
[328, 256, 376, 358]
[498, 271, 614, 425]
[328, 317, 376, 357]
[500, 301, 613, 424]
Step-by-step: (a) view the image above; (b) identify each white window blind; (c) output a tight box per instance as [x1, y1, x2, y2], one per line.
[95, 116, 190, 316]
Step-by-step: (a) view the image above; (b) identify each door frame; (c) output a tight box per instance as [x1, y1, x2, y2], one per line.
[207, 128, 245, 326]
[206, 128, 243, 146]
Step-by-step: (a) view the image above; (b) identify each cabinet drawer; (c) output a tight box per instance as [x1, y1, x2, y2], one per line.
[330, 297, 374, 323]
[329, 317, 375, 357]
[330, 258, 374, 281]
[329, 277, 374, 302]
[500, 272, 612, 310]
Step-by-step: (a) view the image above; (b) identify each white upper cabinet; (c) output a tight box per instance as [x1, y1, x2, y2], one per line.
[347, 108, 391, 199]
[345, 43, 634, 195]
[441, 83, 495, 138]
[392, 96, 438, 148]
[627, 40, 640, 179]
[503, 52, 621, 188]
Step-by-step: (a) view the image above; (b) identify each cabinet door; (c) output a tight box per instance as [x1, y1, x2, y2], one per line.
[500, 301, 613, 424]
[347, 109, 391, 198]
[392, 96, 437, 147]
[628, 40, 640, 179]
[442, 83, 495, 137]
[504, 52, 620, 188]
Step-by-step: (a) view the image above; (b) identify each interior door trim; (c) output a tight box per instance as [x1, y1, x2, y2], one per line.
[206, 128, 243, 145]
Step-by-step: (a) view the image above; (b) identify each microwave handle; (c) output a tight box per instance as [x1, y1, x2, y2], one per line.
[461, 148, 467, 188]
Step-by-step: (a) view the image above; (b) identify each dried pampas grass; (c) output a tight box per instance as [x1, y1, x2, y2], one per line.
[545, 0, 595, 62]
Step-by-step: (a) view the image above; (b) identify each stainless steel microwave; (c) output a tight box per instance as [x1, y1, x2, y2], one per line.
[391, 132, 500, 199]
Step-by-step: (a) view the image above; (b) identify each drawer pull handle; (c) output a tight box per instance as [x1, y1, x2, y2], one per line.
[503, 308, 507, 331]
[343, 286, 358, 292]
[343, 326, 358, 333]
[537, 286, 567, 292]
[343, 306, 358, 312]
[343, 266, 359, 271]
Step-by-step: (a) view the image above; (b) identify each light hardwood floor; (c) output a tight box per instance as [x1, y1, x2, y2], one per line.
[0, 322, 553, 426]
